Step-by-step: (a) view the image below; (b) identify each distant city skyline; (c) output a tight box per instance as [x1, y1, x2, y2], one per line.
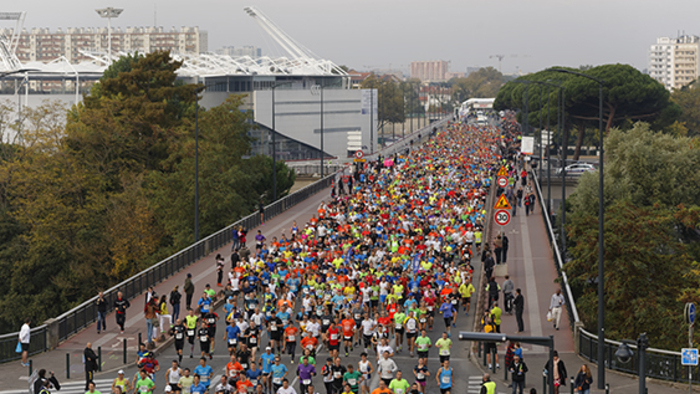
[3, 0, 700, 74]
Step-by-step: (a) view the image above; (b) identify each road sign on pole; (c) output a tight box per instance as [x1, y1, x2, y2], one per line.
[496, 176, 508, 188]
[494, 209, 511, 226]
[686, 303, 695, 325]
[497, 166, 508, 177]
[354, 150, 364, 160]
[682, 349, 698, 366]
[493, 194, 512, 210]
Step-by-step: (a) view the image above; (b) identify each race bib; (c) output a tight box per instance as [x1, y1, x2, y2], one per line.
[200, 336, 209, 342]
[140, 386, 149, 393]
[354, 314, 361, 320]
[187, 330, 195, 336]
[416, 372, 425, 380]
[176, 333, 184, 340]
[228, 338, 237, 345]
[250, 337, 257, 344]
[330, 333, 338, 341]
[451, 299, 457, 305]
[273, 377, 282, 385]
[348, 378, 357, 386]
[302, 379, 311, 385]
[442, 376, 451, 384]
[251, 379, 258, 386]
[440, 349, 449, 356]
[323, 319, 330, 326]
[427, 306, 434, 311]
[419, 318, 426, 323]
[395, 323, 402, 329]
[419, 343, 428, 351]
[334, 372, 342, 378]
[287, 335, 295, 341]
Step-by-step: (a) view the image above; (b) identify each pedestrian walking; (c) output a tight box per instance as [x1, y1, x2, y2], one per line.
[231, 227, 240, 252]
[84, 342, 98, 390]
[502, 276, 514, 314]
[19, 318, 30, 367]
[170, 286, 181, 322]
[113, 292, 130, 334]
[96, 292, 107, 334]
[259, 199, 265, 225]
[184, 273, 195, 310]
[514, 289, 525, 333]
[508, 355, 528, 394]
[543, 351, 567, 394]
[215, 254, 225, 287]
[548, 289, 564, 331]
[502, 234, 509, 263]
[574, 364, 593, 394]
[145, 298, 158, 345]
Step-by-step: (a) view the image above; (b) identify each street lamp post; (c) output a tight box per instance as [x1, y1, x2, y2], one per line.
[95, 7, 123, 63]
[270, 81, 294, 201]
[550, 68, 605, 390]
[193, 85, 207, 242]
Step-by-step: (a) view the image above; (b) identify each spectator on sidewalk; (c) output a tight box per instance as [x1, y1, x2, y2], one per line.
[574, 364, 593, 394]
[84, 342, 98, 390]
[493, 235, 503, 265]
[490, 302, 502, 333]
[548, 289, 564, 331]
[509, 355, 528, 394]
[502, 234, 509, 263]
[19, 318, 31, 367]
[170, 286, 182, 322]
[159, 295, 172, 335]
[145, 298, 159, 346]
[543, 351, 567, 394]
[502, 276, 514, 314]
[95, 292, 107, 334]
[184, 274, 195, 310]
[479, 373, 496, 394]
[514, 289, 525, 333]
[486, 277, 500, 309]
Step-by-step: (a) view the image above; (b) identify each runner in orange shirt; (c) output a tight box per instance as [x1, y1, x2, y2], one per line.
[340, 314, 356, 357]
[300, 332, 318, 357]
[226, 353, 243, 382]
[284, 324, 299, 363]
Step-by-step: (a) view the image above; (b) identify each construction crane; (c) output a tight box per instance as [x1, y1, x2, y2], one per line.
[0, 12, 26, 72]
[489, 54, 530, 73]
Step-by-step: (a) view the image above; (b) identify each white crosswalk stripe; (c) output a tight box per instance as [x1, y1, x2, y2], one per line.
[0, 378, 113, 394]
[466, 375, 508, 394]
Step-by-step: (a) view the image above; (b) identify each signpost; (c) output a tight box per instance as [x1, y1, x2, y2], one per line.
[496, 176, 508, 188]
[353, 149, 365, 163]
[494, 210, 511, 226]
[685, 302, 696, 393]
[494, 194, 512, 211]
[497, 166, 508, 177]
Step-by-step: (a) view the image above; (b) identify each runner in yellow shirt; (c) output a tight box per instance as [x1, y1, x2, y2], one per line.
[458, 280, 475, 316]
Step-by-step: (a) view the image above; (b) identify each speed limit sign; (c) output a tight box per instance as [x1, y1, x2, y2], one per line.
[494, 209, 511, 226]
[354, 150, 364, 159]
[496, 176, 508, 188]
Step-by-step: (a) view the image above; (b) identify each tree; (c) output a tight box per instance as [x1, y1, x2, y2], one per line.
[360, 74, 405, 131]
[450, 67, 504, 103]
[671, 79, 700, 136]
[494, 64, 680, 160]
[564, 122, 700, 349]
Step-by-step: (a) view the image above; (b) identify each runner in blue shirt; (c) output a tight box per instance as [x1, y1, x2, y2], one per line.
[193, 357, 213, 389]
[190, 374, 208, 394]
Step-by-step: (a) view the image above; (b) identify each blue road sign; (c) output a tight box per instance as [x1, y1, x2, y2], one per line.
[682, 348, 698, 366]
[690, 303, 696, 325]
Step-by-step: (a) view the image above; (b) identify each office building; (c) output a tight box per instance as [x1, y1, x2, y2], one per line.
[410, 60, 449, 82]
[0, 26, 208, 63]
[649, 35, 700, 90]
[215, 45, 262, 57]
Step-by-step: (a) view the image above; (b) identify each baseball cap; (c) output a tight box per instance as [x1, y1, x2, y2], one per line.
[118, 370, 124, 374]
[266, 346, 272, 350]
[165, 387, 172, 392]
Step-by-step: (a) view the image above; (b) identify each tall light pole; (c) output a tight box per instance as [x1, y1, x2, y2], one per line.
[550, 68, 605, 390]
[95, 7, 123, 63]
[193, 85, 206, 242]
[270, 80, 294, 201]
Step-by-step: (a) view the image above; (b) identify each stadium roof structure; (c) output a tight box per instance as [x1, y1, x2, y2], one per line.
[0, 7, 348, 80]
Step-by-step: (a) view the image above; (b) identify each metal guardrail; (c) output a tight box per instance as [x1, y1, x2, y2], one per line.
[0, 170, 339, 363]
[578, 328, 698, 384]
[532, 170, 580, 328]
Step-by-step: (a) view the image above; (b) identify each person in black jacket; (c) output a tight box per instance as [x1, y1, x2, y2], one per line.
[113, 291, 130, 334]
[84, 342, 98, 390]
[170, 286, 182, 321]
[509, 355, 528, 394]
[95, 292, 107, 334]
[573, 364, 593, 394]
[514, 289, 525, 333]
[501, 235, 509, 263]
[543, 351, 567, 394]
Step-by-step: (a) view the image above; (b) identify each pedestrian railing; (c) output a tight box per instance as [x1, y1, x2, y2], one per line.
[532, 170, 580, 329]
[0, 170, 339, 364]
[578, 327, 700, 384]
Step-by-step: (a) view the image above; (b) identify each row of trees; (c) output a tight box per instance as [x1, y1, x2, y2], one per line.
[494, 64, 681, 160]
[0, 52, 295, 332]
[564, 124, 700, 349]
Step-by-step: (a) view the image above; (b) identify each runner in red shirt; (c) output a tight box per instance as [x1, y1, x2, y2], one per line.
[340, 314, 356, 357]
[326, 318, 341, 359]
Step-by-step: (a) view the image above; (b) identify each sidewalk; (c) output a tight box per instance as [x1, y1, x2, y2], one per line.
[0, 184, 334, 390]
[475, 201, 692, 393]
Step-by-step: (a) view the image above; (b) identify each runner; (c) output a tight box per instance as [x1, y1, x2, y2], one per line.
[185, 309, 198, 358]
[413, 359, 429, 394]
[414, 330, 431, 362]
[435, 360, 453, 394]
[170, 319, 187, 363]
[357, 353, 373, 394]
[434, 332, 452, 366]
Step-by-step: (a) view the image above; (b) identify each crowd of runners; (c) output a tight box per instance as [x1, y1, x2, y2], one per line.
[62, 115, 524, 394]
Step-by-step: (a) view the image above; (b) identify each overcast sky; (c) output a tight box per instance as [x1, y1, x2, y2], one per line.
[12, 0, 700, 75]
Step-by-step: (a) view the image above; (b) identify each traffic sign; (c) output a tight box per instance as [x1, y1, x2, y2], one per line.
[354, 150, 364, 160]
[682, 348, 699, 366]
[494, 209, 511, 226]
[497, 166, 508, 177]
[496, 176, 508, 188]
[353, 158, 366, 163]
[686, 303, 696, 325]
[493, 194, 512, 210]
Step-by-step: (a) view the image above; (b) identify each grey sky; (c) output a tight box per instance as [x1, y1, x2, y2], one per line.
[12, 0, 700, 75]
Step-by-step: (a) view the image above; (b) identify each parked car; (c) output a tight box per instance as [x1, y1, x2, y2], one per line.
[555, 162, 596, 176]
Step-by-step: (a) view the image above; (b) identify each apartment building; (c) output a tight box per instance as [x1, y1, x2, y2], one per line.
[0, 26, 208, 63]
[649, 35, 699, 90]
[410, 60, 450, 82]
